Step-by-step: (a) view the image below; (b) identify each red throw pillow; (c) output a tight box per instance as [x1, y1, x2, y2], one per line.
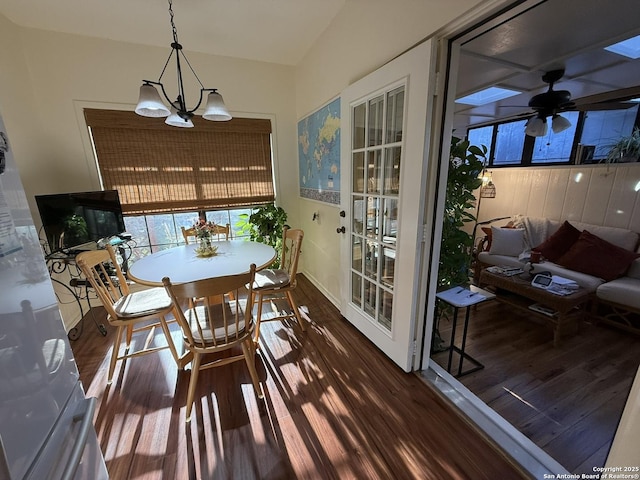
[533, 220, 581, 262]
[556, 230, 640, 281]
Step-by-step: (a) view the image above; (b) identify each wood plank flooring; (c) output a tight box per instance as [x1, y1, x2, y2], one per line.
[71, 275, 527, 480]
[431, 300, 640, 475]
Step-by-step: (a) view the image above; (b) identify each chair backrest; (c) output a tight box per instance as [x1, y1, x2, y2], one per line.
[76, 244, 130, 320]
[181, 223, 231, 244]
[162, 264, 256, 350]
[280, 227, 304, 281]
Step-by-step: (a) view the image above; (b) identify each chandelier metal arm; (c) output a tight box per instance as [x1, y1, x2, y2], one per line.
[135, 0, 231, 126]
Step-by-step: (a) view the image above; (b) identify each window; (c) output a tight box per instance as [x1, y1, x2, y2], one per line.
[493, 120, 527, 165]
[532, 111, 579, 164]
[580, 105, 639, 161]
[84, 109, 275, 214]
[84, 109, 276, 259]
[467, 105, 640, 167]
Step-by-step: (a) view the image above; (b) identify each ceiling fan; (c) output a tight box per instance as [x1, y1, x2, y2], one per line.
[523, 69, 640, 136]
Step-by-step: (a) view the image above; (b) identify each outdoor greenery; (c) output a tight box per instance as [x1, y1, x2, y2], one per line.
[237, 203, 288, 267]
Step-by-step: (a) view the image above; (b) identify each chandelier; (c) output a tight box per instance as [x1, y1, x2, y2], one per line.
[135, 0, 231, 128]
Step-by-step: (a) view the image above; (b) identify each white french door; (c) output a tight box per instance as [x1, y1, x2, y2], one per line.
[339, 40, 434, 372]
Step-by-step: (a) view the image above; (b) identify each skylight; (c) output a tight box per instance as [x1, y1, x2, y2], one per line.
[605, 34, 640, 59]
[455, 87, 521, 106]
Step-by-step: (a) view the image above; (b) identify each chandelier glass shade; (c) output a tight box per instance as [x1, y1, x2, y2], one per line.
[135, 0, 231, 127]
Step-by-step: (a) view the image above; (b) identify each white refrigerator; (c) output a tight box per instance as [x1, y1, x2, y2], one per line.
[0, 116, 108, 479]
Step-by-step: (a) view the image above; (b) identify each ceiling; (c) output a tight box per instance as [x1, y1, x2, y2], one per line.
[0, 0, 346, 66]
[1, 0, 639, 126]
[453, 0, 640, 132]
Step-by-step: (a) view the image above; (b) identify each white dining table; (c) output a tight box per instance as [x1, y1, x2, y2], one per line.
[127, 240, 276, 286]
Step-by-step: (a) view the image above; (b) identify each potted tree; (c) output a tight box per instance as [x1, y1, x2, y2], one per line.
[432, 136, 486, 351]
[604, 127, 640, 163]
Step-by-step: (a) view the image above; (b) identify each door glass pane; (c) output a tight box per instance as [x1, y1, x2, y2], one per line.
[352, 196, 365, 235]
[363, 279, 376, 316]
[368, 95, 384, 146]
[365, 196, 379, 239]
[366, 150, 382, 194]
[382, 198, 398, 242]
[365, 240, 378, 281]
[353, 102, 366, 149]
[386, 87, 404, 143]
[378, 289, 393, 329]
[352, 272, 362, 305]
[352, 152, 365, 193]
[352, 236, 363, 271]
[384, 147, 401, 195]
[381, 247, 395, 289]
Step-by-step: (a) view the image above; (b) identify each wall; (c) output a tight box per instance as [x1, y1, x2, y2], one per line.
[2, 20, 298, 230]
[478, 164, 640, 233]
[293, 0, 485, 304]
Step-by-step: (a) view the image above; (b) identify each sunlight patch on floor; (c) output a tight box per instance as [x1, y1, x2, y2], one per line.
[502, 387, 562, 426]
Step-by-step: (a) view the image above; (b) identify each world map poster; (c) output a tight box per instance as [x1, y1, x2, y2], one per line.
[298, 97, 340, 204]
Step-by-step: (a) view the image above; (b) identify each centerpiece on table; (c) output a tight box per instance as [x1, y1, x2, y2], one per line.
[193, 219, 219, 257]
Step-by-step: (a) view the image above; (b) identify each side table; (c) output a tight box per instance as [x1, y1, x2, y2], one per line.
[436, 285, 495, 377]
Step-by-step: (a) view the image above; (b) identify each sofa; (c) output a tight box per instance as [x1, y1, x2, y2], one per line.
[475, 215, 640, 334]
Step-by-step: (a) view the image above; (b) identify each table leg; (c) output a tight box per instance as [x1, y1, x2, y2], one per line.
[458, 307, 473, 377]
[447, 306, 459, 372]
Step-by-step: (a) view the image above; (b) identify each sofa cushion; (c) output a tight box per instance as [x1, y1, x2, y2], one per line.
[489, 227, 525, 256]
[533, 220, 581, 262]
[478, 251, 526, 269]
[596, 277, 640, 311]
[529, 262, 604, 292]
[571, 221, 639, 251]
[556, 230, 640, 281]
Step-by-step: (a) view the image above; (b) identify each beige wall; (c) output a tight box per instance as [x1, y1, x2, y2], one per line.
[293, 0, 485, 303]
[1, 20, 299, 229]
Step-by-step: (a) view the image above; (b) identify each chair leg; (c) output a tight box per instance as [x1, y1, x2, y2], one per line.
[286, 290, 305, 331]
[254, 292, 264, 345]
[158, 315, 181, 367]
[185, 352, 202, 422]
[242, 339, 264, 399]
[108, 325, 125, 383]
[126, 324, 134, 346]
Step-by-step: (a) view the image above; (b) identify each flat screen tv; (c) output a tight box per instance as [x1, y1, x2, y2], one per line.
[35, 189, 126, 252]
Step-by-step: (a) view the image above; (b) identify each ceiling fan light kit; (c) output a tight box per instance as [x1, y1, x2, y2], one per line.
[525, 69, 573, 137]
[525, 115, 548, 137]
[135, 0, 231, 127]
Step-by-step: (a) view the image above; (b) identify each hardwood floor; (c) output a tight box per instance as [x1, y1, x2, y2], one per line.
[431, 300, 640, 474]
[71, 274, 527, 480]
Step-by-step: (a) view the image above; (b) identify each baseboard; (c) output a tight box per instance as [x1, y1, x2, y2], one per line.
[299, 270, 341, 310]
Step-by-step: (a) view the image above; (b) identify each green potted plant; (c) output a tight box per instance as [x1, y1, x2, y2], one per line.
[604, 127, 640, 163]
[433, 136, 486, 351]
[237, 203, 288, 267]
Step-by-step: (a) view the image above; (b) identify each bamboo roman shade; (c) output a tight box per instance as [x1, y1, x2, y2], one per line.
[84, 109, 274, 215]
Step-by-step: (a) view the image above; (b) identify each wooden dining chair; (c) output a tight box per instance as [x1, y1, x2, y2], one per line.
[251, 227, 305, 344]
[76, 244, 184, 384]
[181, 223, 231, 244]
[162, 264, 263, 421]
